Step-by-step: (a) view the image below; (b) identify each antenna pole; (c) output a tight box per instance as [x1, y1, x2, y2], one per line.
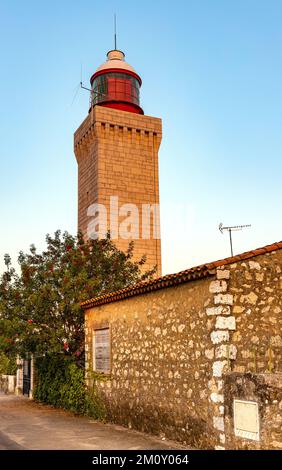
[229, 229, 233, 257]
[114, 14, 117, 50]
[218, 223, 251, 257]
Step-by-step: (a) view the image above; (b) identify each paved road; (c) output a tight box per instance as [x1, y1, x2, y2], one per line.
[0, 394, 185, 450]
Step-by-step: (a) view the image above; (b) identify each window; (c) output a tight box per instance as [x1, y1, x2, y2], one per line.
[92, 328, 110, 374]
[91, 73, 140, 107]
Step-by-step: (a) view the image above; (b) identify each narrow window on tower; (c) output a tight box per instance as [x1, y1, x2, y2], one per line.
[92, 328, 111, 374]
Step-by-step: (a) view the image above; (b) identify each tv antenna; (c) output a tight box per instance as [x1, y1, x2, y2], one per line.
[219, 223, 251, 257]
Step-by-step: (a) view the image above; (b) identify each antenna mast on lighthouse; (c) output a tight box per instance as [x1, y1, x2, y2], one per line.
[114, 14, 117, 50]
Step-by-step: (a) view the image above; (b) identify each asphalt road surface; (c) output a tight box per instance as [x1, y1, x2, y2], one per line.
[0, 393, 186, 450]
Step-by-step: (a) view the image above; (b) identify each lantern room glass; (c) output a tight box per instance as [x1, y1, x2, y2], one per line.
[91, 73, 140, 107]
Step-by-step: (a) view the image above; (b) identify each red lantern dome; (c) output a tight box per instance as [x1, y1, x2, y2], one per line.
[90, 50, 143, 115]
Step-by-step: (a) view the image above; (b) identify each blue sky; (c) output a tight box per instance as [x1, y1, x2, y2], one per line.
[0, 0, 281, 275]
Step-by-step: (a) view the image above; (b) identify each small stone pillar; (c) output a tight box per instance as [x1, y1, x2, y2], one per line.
[15, 356, 23, 395]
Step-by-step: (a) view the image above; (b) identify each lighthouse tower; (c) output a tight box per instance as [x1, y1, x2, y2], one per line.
[74, 49, 162, 275]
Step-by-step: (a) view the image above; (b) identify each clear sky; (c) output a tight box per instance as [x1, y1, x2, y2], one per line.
[0, 0, 281, 275]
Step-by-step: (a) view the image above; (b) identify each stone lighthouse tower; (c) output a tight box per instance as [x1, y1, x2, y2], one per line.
[74, 49, 162, 275]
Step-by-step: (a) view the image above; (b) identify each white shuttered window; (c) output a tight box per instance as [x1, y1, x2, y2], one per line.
[93, 328, 110, 374]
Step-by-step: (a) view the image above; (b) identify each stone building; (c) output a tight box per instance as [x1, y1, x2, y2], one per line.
[82, 241, 282, 449]
[74, 50, 162, 275]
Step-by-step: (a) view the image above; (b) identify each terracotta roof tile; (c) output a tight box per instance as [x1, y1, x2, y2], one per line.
[82, 240, 282, 310]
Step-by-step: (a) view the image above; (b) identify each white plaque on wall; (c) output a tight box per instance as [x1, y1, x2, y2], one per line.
[233, 399, 260, 441]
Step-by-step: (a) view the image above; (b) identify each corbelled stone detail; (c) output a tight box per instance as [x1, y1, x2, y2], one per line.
[208, 265, 235, 449]
[210, 330, 230, 344]
[217, 270, 230, 280]
[214, 294, 234, 306]
[206, 306, 231, 316]
[215, 316, 236, 330]
[209, 280, 228, 293]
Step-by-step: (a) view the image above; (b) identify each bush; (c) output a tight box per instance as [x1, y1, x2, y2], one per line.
[34, 354, 105, 419]
[0, 352, 17, 375]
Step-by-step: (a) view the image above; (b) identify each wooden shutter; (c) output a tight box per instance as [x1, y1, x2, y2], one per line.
[93, 328, 110, 374]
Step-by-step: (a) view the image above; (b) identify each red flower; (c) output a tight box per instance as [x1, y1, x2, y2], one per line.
[63, 342, 69, 351]
[27, 319, 33, 324]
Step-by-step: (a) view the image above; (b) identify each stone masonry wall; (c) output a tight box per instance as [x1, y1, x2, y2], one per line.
[229, 250, 282, 374]
[85, 276, 219, 449]
[84, 247, 282, 449]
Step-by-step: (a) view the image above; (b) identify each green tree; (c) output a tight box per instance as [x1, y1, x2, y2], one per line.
[0, 231, 154, 359]
[0, 254, 22, 357]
